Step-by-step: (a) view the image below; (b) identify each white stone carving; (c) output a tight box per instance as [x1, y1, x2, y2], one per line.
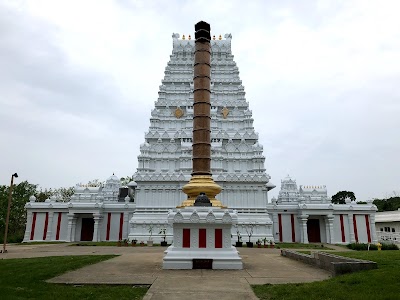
[174, 211, 183, 222]
[190, 211, 200, 223]
[206, 211, 216, 223]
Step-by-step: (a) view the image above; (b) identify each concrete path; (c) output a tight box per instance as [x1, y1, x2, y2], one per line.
[1, 243, 332, 300]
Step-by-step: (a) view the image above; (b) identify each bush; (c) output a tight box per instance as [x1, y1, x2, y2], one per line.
[381, 243, 399, 250]
[346, 242, 399, 250]
[0, 233, 24, 244]
[346, 243, 378, 250]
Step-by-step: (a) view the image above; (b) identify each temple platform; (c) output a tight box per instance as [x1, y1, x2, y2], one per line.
[162, 207, 243, 270]
[163, 246, 243, 269]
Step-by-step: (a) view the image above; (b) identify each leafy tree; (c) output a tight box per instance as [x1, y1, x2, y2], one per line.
[331, 191, 356, 204]
[87, 179, 103, 186]
[35, 188, 54, 202]
[373, 197, 400, 212]
[120, 175, 134, 186]
[35, 187, 75, 202]
[0, 181, 37, 243]
[51, 187, 75, 202]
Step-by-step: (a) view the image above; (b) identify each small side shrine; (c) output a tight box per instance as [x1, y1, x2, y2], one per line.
[163, 205, 242, 269]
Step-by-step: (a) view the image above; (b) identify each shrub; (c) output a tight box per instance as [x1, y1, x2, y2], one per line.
[381, 243, 399, 250]
[346, 243, 377, 250]
[0, 233, 24, 244]
[346, 242, 399, 250]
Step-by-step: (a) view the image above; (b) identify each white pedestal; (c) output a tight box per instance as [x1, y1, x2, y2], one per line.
[162, 207, 243, 270]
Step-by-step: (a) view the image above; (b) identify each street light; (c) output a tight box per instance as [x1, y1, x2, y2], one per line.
[1, 173, 18, 254]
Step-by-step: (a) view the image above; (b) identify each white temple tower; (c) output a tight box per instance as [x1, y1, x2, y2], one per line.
[129, 33, 274, 243]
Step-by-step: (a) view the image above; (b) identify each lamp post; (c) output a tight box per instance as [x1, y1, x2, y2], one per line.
[1, 173, 18, 254]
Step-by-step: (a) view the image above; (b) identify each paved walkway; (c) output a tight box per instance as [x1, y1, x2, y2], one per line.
[1, 243, 333, 300]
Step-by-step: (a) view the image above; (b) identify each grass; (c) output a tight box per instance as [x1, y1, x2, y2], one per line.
[0, 255, 148, 300]
[275, 242, 334, 250]
[252, 250, 400, 300]
[71, 241, 167, 247]
[334, 244, 349, 249]
[71, 241, 120, 246]
[18, 241, 68, 245]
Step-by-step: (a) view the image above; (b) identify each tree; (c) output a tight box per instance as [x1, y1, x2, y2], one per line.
[120, 175, 134, 186]
[331, 191, 356, 204]
[35, 188, 54, 202]
[244, 223, 254, 243]
[373, 197, 400, 212]
[35, 187, 75, 202]
[0, 181, 37, 243]
[53, 187, 75, 202]
[87, 179, 103, 187]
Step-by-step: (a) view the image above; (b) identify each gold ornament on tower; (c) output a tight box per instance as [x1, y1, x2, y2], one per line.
[174, 107, 184, 118]
[221, 107, 229, 119]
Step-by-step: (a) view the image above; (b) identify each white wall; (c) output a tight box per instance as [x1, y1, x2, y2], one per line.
[281, 214, 292, 242]
[376, 221, 400, 234]
[355, 214, 368, 243]
[32, 212, 46, 241]
[59, 212, 68, 241]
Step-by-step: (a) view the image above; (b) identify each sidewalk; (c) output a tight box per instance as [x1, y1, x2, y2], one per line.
[2, 244, 332, 300]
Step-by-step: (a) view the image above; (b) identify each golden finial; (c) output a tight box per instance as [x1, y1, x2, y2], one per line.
[219, 35, 222, 40]
[182, 34, 185, 40]
[213, 35, 216, 40]
[188, 35, 191, 40]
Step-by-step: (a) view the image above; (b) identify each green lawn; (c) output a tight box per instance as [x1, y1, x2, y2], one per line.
[70, 241, 166, 247]
[275, 242, 334, 250]
[0, 255, 148, 300]
[70, 241, 120, 246]
[252, 250, 400, 300]
[18, 241, 68, 245]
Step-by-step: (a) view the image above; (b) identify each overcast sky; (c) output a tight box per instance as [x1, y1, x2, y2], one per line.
[1, 0, 399, 201]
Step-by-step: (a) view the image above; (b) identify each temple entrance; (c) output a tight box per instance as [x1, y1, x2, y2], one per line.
[81, 218, 94, 241]
[307, 219, 321, 243]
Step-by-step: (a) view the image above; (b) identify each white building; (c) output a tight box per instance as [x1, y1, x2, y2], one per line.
[23, 32, 377, 245]
[267, 176, 377, 244]
[375, 209, 400, 244]
[23, 175, 135, 242]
